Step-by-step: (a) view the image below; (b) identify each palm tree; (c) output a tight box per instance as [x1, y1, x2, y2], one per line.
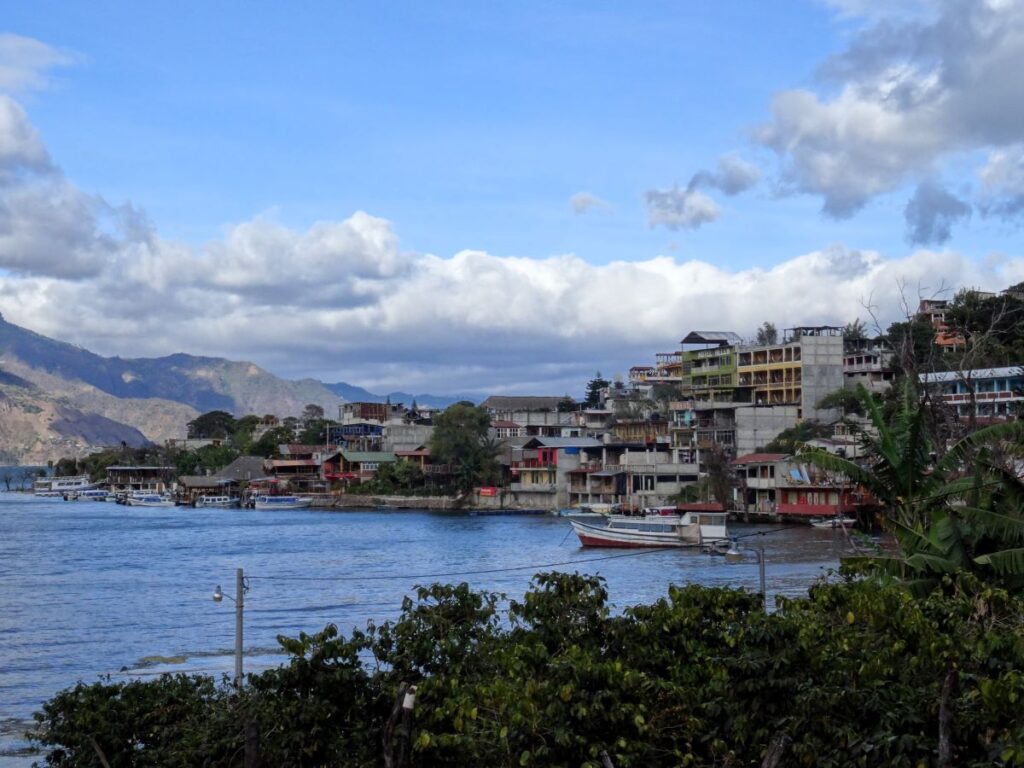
[801, 380, 1024, 590]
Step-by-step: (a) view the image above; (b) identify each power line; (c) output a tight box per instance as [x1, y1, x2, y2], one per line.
[246, 547, 686, 583]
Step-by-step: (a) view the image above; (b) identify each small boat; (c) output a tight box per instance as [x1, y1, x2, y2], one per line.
[570, 510, 729, 548]
[252, 494, 313, 510]
[126, 493, 175, 508]
[810, 516, 856, 529]
[195, 495, 237, 508]
[556, 503, 618, 518]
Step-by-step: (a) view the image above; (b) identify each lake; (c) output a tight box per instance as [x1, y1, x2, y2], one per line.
[0, 494, 855, 764]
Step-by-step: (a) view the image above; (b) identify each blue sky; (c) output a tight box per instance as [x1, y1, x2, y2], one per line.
[0, 1, 1023, 395]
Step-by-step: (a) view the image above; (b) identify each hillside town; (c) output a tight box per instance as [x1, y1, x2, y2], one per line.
[37, 285, 1024, 524]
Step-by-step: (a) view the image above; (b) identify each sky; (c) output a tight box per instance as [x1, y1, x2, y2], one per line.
[0, 0, 1023, 397]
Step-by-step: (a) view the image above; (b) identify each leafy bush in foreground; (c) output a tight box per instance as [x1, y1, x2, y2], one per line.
[32, 572, 1024, 767]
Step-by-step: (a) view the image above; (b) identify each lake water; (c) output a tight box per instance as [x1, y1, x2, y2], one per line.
[0, 494, 855, 764]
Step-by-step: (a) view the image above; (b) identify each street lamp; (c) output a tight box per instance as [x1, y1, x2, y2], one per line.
[724, 537, 766, 611]
[213, 567, 247, 686]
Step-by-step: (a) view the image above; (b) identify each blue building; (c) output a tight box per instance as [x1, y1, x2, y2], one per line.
[920, 367, 1024, 419]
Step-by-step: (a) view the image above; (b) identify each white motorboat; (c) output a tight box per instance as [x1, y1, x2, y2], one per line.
[64, 489, 111, 501]
[252, 494, 313, 510]
[126, 493, 175, 508]
[195, 495, 237, 508]
[571, 510, 729, 548]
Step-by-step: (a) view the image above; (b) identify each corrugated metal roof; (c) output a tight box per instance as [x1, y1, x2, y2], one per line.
[920, 367, 1023, 383]
[341, 451, 398, 463]
[523, 437, 604, 448]
[681, 331, 743, 345]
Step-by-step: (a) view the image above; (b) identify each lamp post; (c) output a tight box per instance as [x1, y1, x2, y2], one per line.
[724, 537, 766, 611]
[213, 567, 246, 686]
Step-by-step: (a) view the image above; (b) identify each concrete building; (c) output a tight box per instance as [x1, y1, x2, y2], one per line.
[735, 326, 844, 421]
[843, 337, 895, 393]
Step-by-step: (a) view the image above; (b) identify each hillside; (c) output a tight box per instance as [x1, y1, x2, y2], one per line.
[0, 314, 344, 463]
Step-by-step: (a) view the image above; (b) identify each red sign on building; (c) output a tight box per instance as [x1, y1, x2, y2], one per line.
[478, 487, 498, 497]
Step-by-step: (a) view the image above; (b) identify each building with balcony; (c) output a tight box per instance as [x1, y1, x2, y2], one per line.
[919, 367, 1024, 420]
[843, 337, 895, 393]
[735, 326, 844, 421]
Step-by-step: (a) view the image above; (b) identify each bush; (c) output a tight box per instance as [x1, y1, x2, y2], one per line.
[32, 573, 1024, 767]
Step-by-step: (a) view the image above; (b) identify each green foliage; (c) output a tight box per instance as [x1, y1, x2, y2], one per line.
[816, 387, 865, 416]
[755, 321, 778, 345]
[761, 420, 832, 453]
[803, 381, 1024, 589]
[556, 396, 577, 413]
[428, 403, 501, 492]
[583, 372, 610, 409]
[32, 573, 1024, 767]
[944, 288, 1024, 367]
[186, 410, 236, 439]
[843, 318, 868, 340]
[251, 426, 297, 458]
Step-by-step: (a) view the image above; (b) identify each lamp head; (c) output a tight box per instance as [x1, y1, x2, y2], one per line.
[724, 538, 743, 564]
[212, 585, 223, 602]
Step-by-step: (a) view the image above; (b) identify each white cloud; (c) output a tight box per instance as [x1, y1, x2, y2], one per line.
[0, 33, 74, 93]
[569, 192, 611, 215]
[758, 1, 1024, 218]
[1, 90, 1022, 396]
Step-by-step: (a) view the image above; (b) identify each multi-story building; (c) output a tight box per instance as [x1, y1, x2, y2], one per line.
[843, 337, 895, 393]
[680, 331, 742, 402]
[735, 326, 844, 421]
[919, 366, 1024, 420]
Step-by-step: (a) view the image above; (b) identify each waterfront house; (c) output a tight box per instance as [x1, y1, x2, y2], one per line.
[336, 451, 398, 484]
[107, 465, 177, 495]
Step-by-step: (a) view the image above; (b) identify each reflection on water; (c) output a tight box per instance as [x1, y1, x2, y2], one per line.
[0, 495, 859, 763]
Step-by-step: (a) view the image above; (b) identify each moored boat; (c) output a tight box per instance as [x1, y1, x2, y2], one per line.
[252, 494, 313, 510]
[35, 475, 97, 497]
[195, 495, 237, 508]
[571, 509, 729, 548]
[126, 493, 175, 508]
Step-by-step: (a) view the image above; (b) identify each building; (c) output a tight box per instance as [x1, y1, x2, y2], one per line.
[843, 337, 895, 393]
[919, 367, 1024, 420]
[106, 465, 177, 494]
[735, 326, 844, 420]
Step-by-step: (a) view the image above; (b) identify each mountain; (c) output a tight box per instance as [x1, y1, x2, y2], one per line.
[322, 382, 473, 409]
[0, 313, 343, 463]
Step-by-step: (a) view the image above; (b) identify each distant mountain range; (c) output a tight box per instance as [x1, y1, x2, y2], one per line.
[0, 313, 467, 464]
[321, 381, 471, 409]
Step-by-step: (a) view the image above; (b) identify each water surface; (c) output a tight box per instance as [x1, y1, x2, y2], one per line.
[0, 495, 855, 764]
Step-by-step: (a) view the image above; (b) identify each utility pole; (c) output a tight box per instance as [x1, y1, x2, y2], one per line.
[235, 567, 244, 686]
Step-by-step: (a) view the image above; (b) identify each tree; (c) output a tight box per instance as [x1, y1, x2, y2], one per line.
[843, 318, 868, 341]
[301, 403, 325, 424]
[556, 396, 577, 413]
[252, 426, 296, 458]
[816, 387, 865, 417]
[187, 411, 237, 440]
[755, 321, 778, 346]
[583, 372, 610, 409]
[801, 381, 1024, 590]
[428, 402, 501, 492]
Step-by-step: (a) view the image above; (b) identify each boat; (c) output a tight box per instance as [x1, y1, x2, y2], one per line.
[252, 494, 313, 510]
[126, 493, 176, 508]
[556, 503, 619, 518]
[195, 495, 238, 508]
[570, 509, 729, 548]
[63, 489, 111, 501]
[35, 475, 97, 497]
[810, 515, 857, 529]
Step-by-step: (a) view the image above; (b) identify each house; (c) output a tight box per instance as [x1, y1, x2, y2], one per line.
[266, 444, 332, 491]
[732, 453, 789, 515]
[335, 451, 398, 483]
[843, 337, 895, 393]
[510, 436, 604, 508]
[491, 420, 525, 439]
[107, 465, 177, 495]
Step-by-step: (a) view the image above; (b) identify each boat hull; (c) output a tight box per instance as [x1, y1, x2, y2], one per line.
[253, 496, 313, 510]
[570, 519, 723, 548]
